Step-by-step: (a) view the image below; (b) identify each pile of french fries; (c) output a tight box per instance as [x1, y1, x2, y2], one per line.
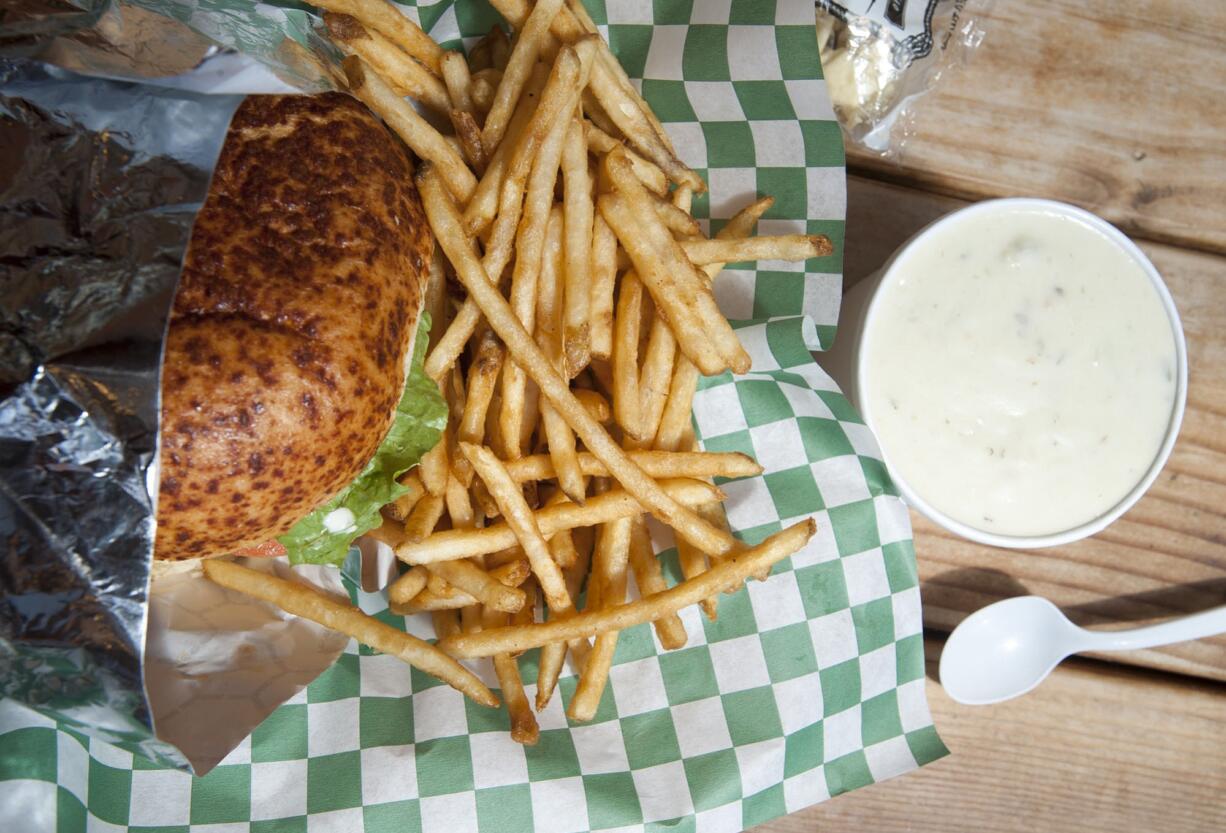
[203, 0, 829, 744]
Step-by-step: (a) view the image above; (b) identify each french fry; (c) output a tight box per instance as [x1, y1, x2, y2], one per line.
[399, 478, 720, 564]
[599, 193, 727, 377]
[456, 328, 503, 484]
[535, 639, 568, 710]
[450, 109, 486, 172]
[628, 516, 687, 649]
[203, 559, 497, 705]
[560, 117, 593, 377]
[461, 443, 574, 616]
[432, 609, 461, 639]
[439, 519, 816, 659]
[651, 197, 702, 237]
[417, 165, 736, 556]
[488, 22, 511, 70]
[568, 516, 631, 721]
[312, 0, 444, 75]
[463, 63, 546, 235]
[601, 153, 750, 374]
[612, 271, 645, 440]
[480, 0, 565, 155]
[500, 113, 569, 459]
[343, 56, 476, 204]
[392, 559, 531, 612]
[388, 564, 430, 605]
[503, 450, 760, 483]
[460, 602, 483, 634]
[325, 13, 450, 114]
[427, 569, 450, 596]
[386, 469, 426, 521]
[446, 466, 475, 527]
[653, 357, 699, 453]
[441, 49, 475, 113]
[366, 516, 405, 548]
[403, 493, 446, 542]
[583, 122, 668, 196]
[676, 524, 717, 621]
[419, 418, 450, 495]
[680, 235, 833, 265]
[428, 559, 525, 613]
[536, 208, 586, 503]
[470, 73, 496, 114]
[588, 213, 617, 361]
[637, 301, 676, 447]
[701, 196, 775, 280]
[574, 387, 611, 424]
[562, 0, 678, 157]
[483, 605, 540, 744]
[547, 526, 579, 570]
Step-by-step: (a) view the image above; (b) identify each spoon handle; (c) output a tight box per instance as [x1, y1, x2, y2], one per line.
[1079, 604, 1226, 653]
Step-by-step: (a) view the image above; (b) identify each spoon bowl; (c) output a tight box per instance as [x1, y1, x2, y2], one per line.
[939, 594, 1226, 705]
[939, 596, 1081, 705]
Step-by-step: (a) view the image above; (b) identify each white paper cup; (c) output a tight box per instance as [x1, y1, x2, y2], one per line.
[822, 198, 1188, 548]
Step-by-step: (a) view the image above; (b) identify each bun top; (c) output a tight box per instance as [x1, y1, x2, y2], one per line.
[155, 93, 432, 561]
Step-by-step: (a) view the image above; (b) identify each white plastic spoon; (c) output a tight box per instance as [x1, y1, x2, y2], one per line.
[938, 595, 1226, 705]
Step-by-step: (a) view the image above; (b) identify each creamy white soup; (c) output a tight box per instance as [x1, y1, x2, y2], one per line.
[863, 206, 1177, 537]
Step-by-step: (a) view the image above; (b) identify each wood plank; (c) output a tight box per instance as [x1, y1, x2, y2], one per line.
[758, 639, 1226, 833]
[834, 176, 1226, 681]
[845, 0, 1226, 254]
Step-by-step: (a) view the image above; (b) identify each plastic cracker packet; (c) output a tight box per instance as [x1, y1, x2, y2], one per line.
[816, 0, 992, 156]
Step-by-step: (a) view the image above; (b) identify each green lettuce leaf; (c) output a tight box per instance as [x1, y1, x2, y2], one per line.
[280, 315, 446, 566]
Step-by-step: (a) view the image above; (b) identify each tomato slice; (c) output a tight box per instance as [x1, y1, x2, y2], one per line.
[232, 540, 287, 558]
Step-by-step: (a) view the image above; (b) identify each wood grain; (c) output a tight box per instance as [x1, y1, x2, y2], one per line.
[758, 640, 1226, 833]
[838, 176, 1226, 681]
[846, 0, 1226, 255]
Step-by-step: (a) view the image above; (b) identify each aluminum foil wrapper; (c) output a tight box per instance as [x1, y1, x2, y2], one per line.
[0, 58, 244, 768]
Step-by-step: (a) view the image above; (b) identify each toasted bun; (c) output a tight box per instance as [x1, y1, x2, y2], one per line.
[155, 93, 431, 561]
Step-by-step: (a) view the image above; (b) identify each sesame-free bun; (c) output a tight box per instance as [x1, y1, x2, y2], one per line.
[154, 93, 431, 560]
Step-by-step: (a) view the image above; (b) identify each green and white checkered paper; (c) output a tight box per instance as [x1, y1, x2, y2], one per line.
[0, 1, 946, 831]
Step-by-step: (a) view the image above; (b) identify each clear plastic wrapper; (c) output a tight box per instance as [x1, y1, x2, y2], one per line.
[816, 0, 991, 155]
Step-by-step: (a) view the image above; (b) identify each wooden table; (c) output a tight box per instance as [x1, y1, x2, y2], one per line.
[765, 2, 1226, 829]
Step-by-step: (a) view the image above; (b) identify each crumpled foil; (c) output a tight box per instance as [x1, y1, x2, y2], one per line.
[0, 58, 243, 767]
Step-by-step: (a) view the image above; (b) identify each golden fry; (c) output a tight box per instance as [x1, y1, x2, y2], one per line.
[480, 0, 565, 155]
[484, 606, 540, 744]
[343, 56, 476, 203]
[602, 154, 749, 374]
[560, 117, 593, 376]
[387, 564, 430, 605]
[440, 519, 816, 658]
[574, 388, 612, 424]
[461, 443, 574, 615]
[427, 558, 525, 613]
[325, 13, 450, 113]
[628, 516, 687, 649]
[568, 516, 631, 721]
[612, 271, 645, 441]
[313, 0, 443, 74]
[386, 469, 426, 521]
[203, 559, 497, 705]
[681, 235, 832, 266]
[441, 49, 475, 113]
[588, 213, 618, 361]
[403, 493, 446, 542]
[397, 478, 722, 564]
[503, 450, 760, 483]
